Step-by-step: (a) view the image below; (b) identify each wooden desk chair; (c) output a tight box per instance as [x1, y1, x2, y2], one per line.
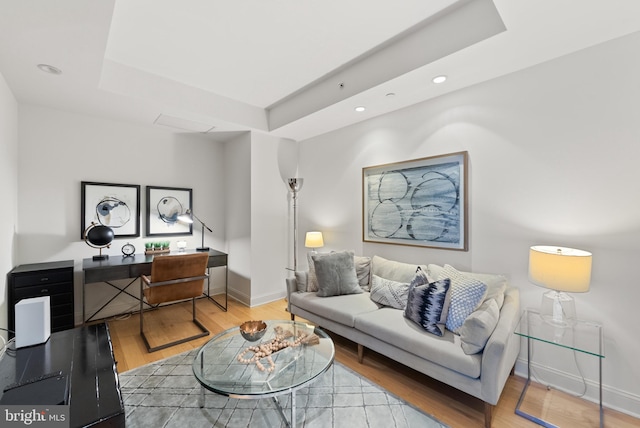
[139, 252, 210, 352]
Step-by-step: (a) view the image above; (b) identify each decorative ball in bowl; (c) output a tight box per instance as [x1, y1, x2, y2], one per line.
[239, 320, 267, 342]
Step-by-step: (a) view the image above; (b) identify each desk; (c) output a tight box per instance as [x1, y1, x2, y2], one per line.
[515, 308, 604, 428]
[0, 323, 124, 428]
[82, 249, 228, 323]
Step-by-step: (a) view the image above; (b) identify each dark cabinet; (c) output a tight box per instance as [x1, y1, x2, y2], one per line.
[8, 260, 75, 337]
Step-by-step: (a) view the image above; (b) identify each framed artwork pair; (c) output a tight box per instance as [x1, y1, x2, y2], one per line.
[81, 182, 193, 239]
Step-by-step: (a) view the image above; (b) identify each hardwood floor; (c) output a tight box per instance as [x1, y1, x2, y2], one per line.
[106, 297, 638, 428]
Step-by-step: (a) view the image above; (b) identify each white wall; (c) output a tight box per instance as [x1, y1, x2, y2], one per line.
[297, 32, 640, 416]
[249, 132, 298, 306]
[223, 131, 299, 307]
[224, 132, 252, 303]
[16, 104, 226, 323]
[0, 73, 18, 338]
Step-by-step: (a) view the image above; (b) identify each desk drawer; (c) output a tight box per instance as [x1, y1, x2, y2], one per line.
[14, 283, 73, 300]
[13, 270, 73, 288]
[208, 254, 228, 268]
[129, 264, 151, 278]
[51, 302, 73, 316]
[84, 266, 130, 283]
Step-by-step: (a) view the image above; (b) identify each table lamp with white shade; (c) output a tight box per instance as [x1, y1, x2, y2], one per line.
[528, 245, 592, 327]
[305, 231, 324, 253]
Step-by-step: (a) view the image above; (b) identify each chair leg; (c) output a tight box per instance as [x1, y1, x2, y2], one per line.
[139, 278, 145, 339]
[141, 296, 210, 353]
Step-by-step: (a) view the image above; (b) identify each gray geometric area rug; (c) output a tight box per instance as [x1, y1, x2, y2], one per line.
[120, 349, 448, 428]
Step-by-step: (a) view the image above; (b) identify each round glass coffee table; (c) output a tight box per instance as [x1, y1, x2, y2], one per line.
[192, 320, 334, 428]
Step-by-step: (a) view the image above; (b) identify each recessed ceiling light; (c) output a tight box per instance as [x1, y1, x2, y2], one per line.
[432, 75, 447, 84]
[386, 93, 396, 97]
[354, 106, 366, 112]
[37, 64, 62, 75]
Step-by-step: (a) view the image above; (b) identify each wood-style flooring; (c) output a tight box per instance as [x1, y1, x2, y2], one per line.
[105, 297, 638, 427]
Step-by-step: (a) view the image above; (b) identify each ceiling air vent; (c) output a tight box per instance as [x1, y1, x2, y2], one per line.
[153, 114, 216, 133]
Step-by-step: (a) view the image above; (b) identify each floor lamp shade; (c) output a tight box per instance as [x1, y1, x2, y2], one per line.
[529, 245, 592, 325]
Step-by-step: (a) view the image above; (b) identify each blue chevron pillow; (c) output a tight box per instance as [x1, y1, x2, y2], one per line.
[404, 268, 452, 337]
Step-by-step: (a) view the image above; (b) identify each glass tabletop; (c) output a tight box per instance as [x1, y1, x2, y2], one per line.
[192, 320, 335, 398]
[515, 308, 604, 358]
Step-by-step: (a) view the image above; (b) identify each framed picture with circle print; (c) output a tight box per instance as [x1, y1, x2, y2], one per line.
[146, 186, 193, 237]
[362, 151, 468, 251]
[81, 181, 141, 239]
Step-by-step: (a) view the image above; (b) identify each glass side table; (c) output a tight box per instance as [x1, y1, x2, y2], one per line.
[515, 308, 604, 428]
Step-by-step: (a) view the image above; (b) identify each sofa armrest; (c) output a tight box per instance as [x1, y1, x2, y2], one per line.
[480, 287, 521, 404]
[285, 277, 298, 312]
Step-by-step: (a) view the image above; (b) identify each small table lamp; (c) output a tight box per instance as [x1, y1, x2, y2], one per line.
[305, 231, 324, 253]
[528, 245, 592, 327]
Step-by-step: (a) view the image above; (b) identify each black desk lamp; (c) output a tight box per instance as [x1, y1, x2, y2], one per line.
[178, 209, 212, 251]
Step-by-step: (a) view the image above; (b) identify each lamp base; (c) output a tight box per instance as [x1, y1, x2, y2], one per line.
[196, 247, 210, 252]
[540, 290, 576, 327]
[93, 254, 109, 261]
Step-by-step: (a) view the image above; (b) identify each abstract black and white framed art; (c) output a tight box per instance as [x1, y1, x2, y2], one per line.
[362, 151, 468, 251]
[146, 186, 193, 237]
[81, 181, 141, 239]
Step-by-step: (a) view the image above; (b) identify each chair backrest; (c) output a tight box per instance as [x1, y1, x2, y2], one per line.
[144, 252, 209, 304]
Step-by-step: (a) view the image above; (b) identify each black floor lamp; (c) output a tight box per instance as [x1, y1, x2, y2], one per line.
[178, 209, 212, 251]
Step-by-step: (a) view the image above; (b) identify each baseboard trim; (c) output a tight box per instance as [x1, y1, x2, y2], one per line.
[514, 357, 640, 419]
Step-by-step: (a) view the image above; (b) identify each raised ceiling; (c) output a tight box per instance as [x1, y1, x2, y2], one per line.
[1, 0, 639, 141]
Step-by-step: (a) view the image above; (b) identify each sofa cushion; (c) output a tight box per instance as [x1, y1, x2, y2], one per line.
[312, 251, 363, 297]
[355, 307, 482, 378]
[371, 255, 429, 285]
[289, 291, 379, 327]
[369, 275, 410, 309]
[404, 275, 451, 337]
[354, 256, 372, 291]
[294, 271, 308, 293]
[459, 299, 500, 355]
[428, 264, 507, 309]
[437, 265, 488, 333]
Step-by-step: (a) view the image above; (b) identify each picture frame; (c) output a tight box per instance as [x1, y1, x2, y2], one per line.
[362, 151, 468, 251]
[81, 181, 141, 239]
[146, 186, 193, 237]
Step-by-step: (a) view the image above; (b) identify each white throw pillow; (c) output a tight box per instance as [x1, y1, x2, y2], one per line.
[459, 299, 500, 354]
[369, 275, 410, 309]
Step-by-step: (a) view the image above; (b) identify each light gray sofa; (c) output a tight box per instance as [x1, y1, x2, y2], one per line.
[286, 254, 520, 428]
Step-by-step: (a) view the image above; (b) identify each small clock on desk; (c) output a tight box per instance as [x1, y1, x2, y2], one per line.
[121, 243, 135, 257]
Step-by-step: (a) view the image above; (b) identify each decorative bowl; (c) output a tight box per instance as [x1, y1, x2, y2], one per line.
[239, 320, 267, 342]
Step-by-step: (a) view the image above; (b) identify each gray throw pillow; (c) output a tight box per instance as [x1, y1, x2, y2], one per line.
[312, 251, 362, 297]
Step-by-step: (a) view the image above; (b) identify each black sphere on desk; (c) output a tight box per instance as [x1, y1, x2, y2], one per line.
[83, 222, 114, 261]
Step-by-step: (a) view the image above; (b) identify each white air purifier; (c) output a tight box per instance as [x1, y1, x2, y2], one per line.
[15, 296, 51, 348]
